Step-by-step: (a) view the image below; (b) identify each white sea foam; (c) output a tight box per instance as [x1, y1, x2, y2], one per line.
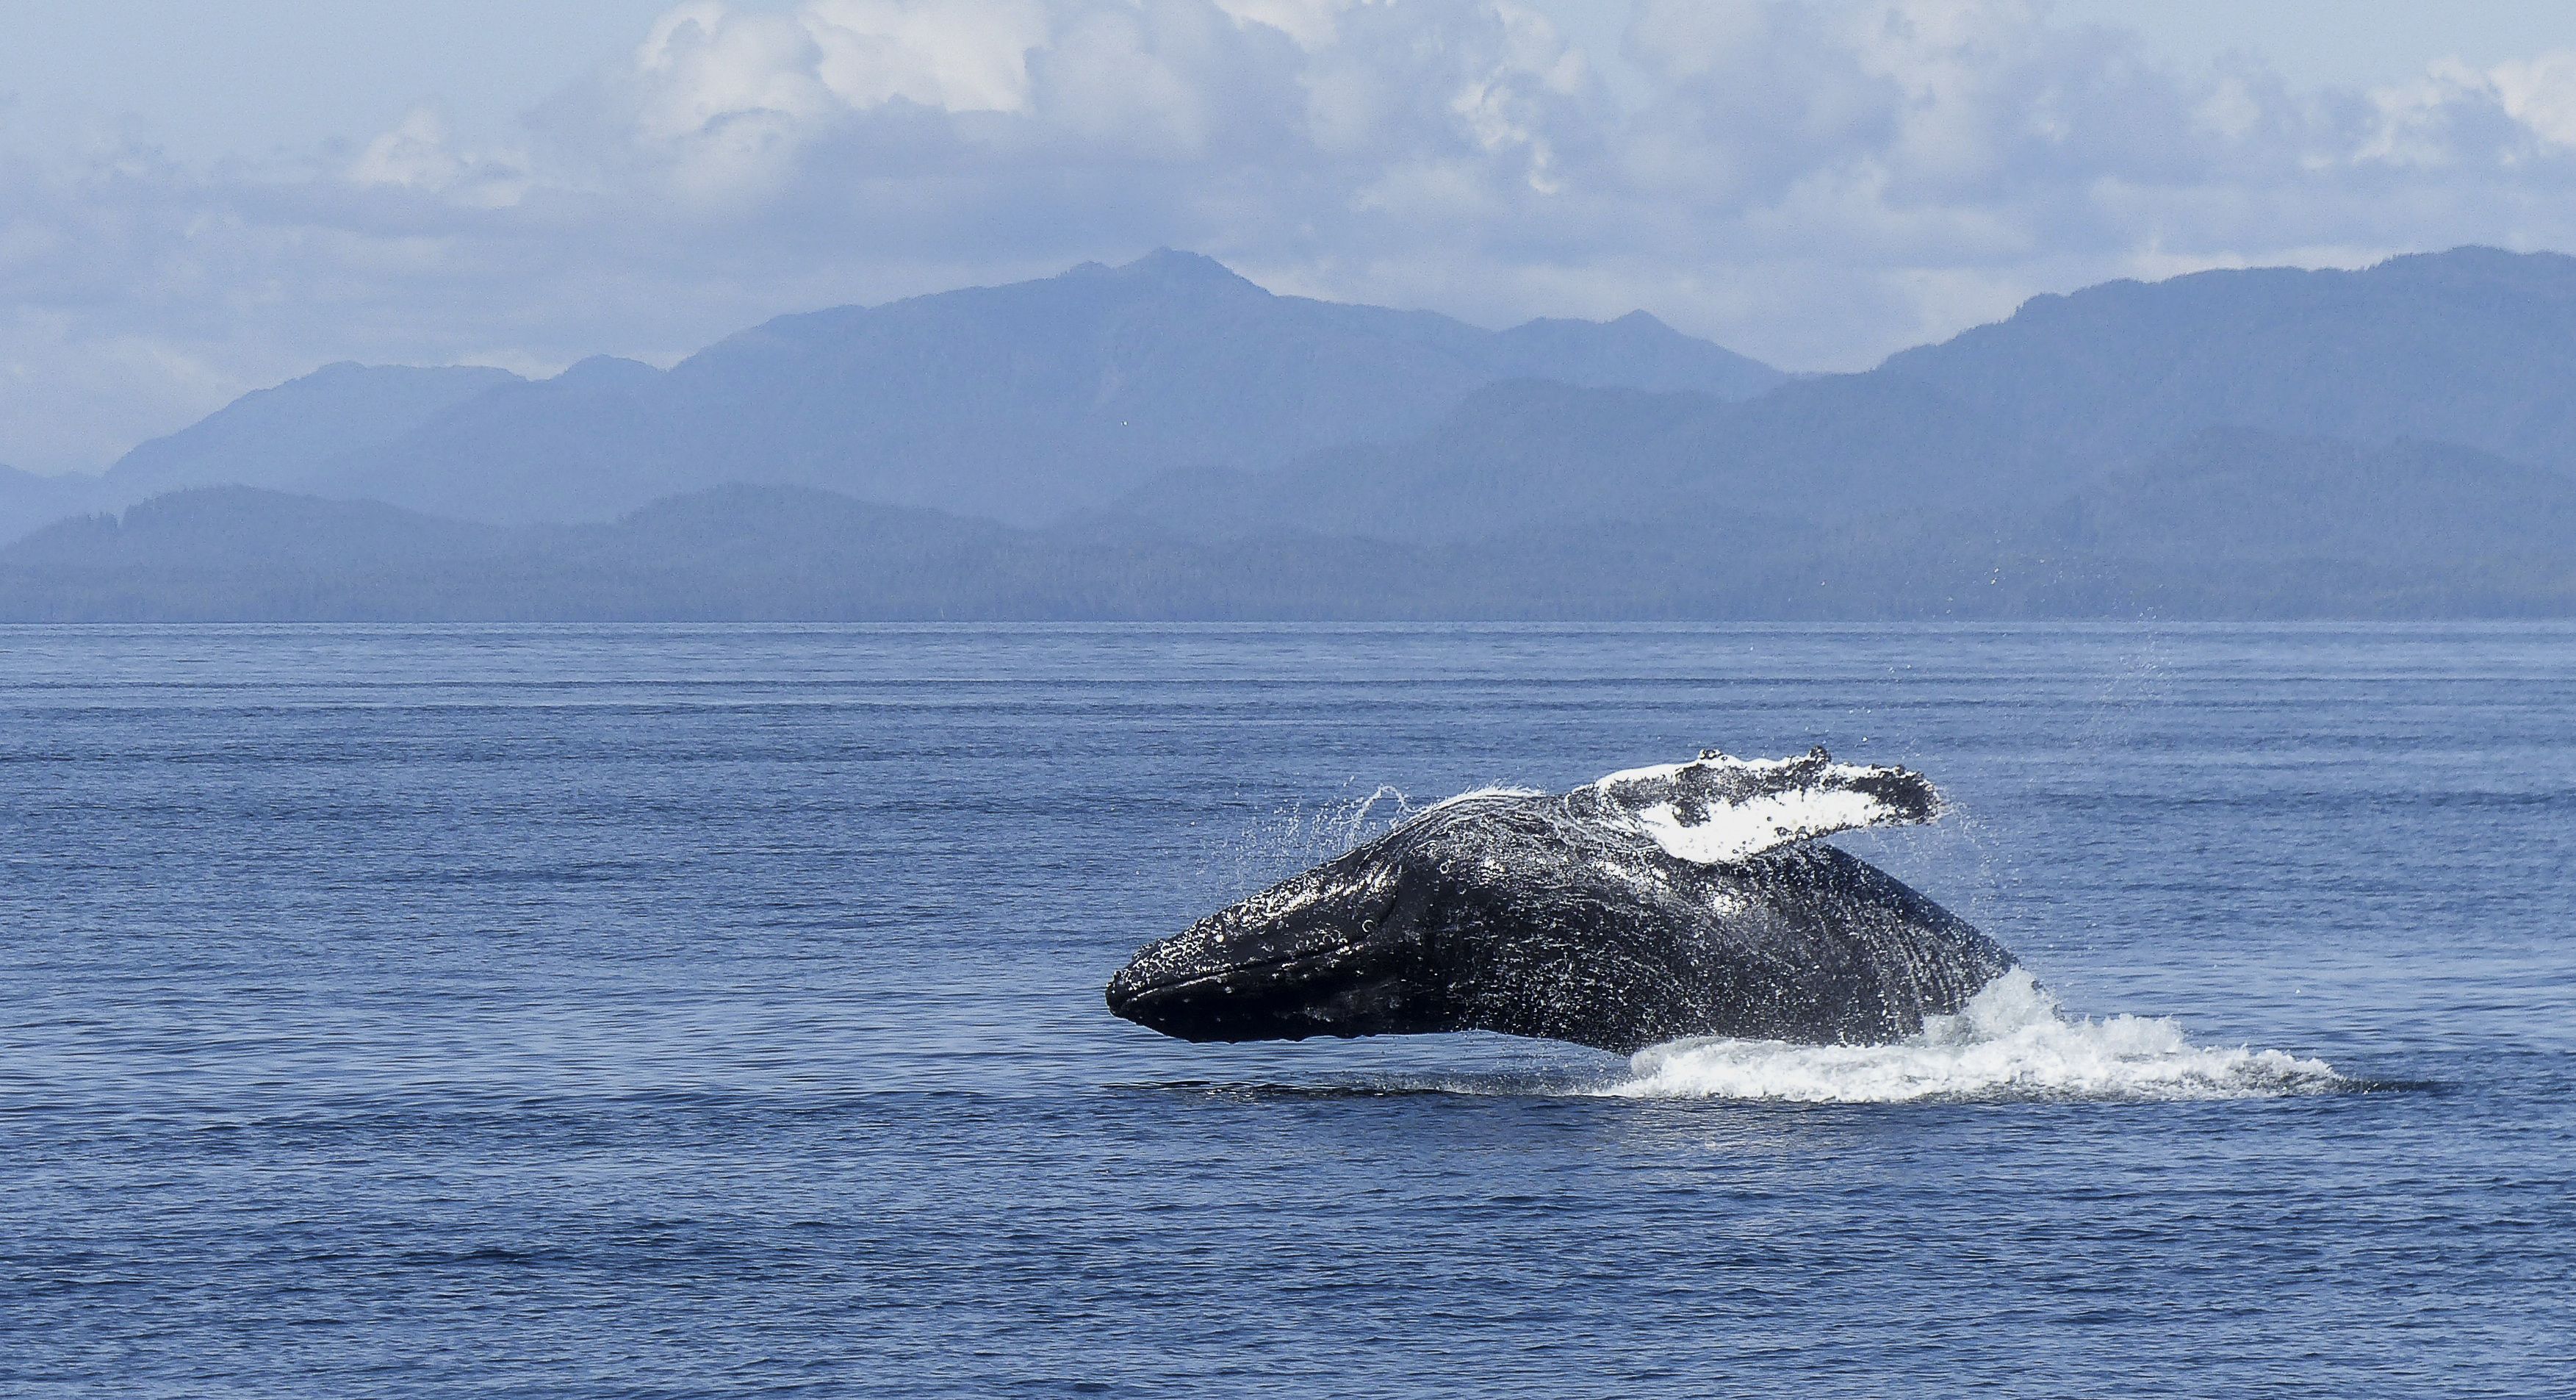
[1601, 971, 2341, 1103]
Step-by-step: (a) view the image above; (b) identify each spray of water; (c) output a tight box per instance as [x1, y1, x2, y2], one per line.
[1601, 969, 2339, 1103]
[1192, 781, 1425, 906]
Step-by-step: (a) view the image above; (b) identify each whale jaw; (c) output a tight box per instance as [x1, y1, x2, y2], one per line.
[1104, 947, 1436, 1043]
[1104, 854, 1461, 1042]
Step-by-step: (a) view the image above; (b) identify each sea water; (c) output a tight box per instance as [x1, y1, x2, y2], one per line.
[1, 623, 2569, 1397]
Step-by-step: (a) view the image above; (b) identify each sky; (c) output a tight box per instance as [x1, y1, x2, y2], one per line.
[9, 0, 2576, 473]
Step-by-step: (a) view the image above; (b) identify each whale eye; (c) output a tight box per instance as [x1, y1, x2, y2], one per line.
[1361, 919, 1375, 933]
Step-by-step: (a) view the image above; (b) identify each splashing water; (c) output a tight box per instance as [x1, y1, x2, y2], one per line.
[1603, 970, 2340, 1103]
[1196, 783, 1425, 900]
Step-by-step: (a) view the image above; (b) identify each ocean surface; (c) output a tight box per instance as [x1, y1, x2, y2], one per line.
[2, 623, 2570, 1398]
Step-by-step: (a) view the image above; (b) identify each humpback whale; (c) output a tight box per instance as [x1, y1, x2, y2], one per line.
[1107, 750, 2016, 1054]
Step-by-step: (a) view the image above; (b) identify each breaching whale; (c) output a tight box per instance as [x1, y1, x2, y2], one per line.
[1106, 749, 2016, 1054]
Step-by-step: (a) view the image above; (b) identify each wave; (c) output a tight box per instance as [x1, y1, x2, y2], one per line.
[1600, 970, 2341, 1103]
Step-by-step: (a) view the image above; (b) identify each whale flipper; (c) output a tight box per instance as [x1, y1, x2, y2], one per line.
[1580, 747, 1943, 866]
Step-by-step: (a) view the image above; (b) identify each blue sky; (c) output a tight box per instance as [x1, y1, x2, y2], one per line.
[10, 0, 2576, 473]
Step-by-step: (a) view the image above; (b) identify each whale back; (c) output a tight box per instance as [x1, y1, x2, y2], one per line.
[1361, 792, 2011, 1050]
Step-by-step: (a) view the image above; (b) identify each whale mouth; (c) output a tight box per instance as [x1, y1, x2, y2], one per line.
[1106, 941, 1399, 1043]
[1105, 947, 1318, 1023]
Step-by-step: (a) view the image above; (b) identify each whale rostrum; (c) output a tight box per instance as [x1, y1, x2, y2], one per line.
[1106, 749, 2017, 1054]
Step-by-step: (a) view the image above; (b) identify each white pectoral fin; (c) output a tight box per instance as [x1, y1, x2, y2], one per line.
[1590, 749, 1942, 865]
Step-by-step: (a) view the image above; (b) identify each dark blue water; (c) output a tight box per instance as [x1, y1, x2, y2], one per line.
[3, 624, 2570, 1397]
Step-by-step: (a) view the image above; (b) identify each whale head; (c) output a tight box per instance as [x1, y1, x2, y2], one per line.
[1104, 837, 1458, 1043]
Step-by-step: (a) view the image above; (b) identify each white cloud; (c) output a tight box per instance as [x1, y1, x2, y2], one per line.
[2492, 51, 2576, 147]
[14, 0, 2576, 473]
[1212, 0, 1357, 51]
[349, 108, 533, 208]
[351, 109, 467, 190]
[807, 0, 1049, 112]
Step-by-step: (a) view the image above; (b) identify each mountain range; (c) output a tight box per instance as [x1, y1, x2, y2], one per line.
[7, 245, 2576, 620]
[6, 249, 1778, 536]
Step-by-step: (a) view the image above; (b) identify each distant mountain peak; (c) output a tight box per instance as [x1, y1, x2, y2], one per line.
[550, 355, 663, 390]
[293, 359, 514, 387]
[101, 361, 523, 495]
[1107, 248, 1260, 291]
[1505, 309, 1691, 341]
